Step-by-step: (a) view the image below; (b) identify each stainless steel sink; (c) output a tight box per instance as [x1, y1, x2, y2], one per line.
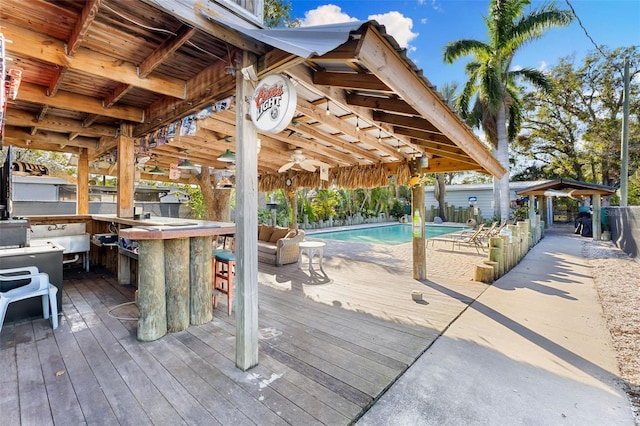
[30, 223, 90, 270]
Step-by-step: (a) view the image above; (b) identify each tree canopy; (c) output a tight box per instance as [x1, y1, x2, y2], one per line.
[516, 46, 640, 190]
[443, 0, 572, 220]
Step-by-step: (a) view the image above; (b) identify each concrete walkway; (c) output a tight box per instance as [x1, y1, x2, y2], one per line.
[358, 228, 635, 425]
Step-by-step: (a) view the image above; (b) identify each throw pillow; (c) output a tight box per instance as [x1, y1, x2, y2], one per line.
[269, 226, 290, 243]
[258, 225, 274, 241]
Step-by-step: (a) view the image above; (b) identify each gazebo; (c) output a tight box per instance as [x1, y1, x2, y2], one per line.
[516, 179, 617, 241]
[1, 0, 506, 370]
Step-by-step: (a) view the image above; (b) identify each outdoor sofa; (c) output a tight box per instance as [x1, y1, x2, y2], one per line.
[257, 224, 305, 266]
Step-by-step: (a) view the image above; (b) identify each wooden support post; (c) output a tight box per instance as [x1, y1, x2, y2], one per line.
[489, 237, 504, 278]
[77, 149, 89, 215]
[118, 251, 131, 285]
[412, 178, 427, 280]
[190, 236, 213, 326]
[235, 50, 259, 371]
[165, 238, 190, 332]
[117, 122, 135, 218]
[592, 194, 602, 241]
[137, 239, 167, 341]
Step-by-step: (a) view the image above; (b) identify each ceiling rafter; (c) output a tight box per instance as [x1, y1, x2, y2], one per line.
[2, 21, 186, 99]
[313, 71, 392, 93]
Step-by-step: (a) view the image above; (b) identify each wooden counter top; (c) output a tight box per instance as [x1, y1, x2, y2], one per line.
[105, 215, 235, 240]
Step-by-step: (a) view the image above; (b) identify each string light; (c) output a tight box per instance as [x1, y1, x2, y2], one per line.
[326, 100, 330, 116]
[355, 116, 360, 132]
[377, 128, 382, 143]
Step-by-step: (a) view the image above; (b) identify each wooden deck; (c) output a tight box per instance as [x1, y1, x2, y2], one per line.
[1, 239, 488, 425]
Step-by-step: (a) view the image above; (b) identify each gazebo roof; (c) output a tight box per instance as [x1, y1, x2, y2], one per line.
[516, 179, 617, 197]
[2, 0, 504, 189]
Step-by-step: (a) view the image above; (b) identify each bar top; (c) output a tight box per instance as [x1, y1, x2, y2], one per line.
[93, 215, 235, 240]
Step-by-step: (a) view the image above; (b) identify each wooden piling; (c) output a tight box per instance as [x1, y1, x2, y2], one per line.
[137, 239, 167, 341]
[165, 237, 190, 332]
[189, 236, 213, 325]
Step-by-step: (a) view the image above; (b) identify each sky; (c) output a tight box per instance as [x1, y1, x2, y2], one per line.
[289, 0, 640, 90]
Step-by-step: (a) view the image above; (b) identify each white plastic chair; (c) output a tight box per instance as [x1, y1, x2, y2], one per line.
[0, 266, 59, 333]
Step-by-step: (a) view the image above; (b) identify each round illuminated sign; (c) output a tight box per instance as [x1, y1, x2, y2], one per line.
[249, 74, 297, 134]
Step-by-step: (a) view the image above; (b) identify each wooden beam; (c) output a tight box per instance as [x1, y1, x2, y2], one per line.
[4, 126, 100, 151]
[313, 71, 392, 92]
[373, 111, 443, 135]
[346, 93, 418, 115]
[134, 58, 237, 136]
[257, 49, 307, 77]
[67, 0, 102, 56]
[17, 82, 145, 122]
[48, 66, 69, 97]
[295, 98, 409, 160]
[393, 126, 455, 145]
[286, 64, 423, 155]
[139, 26, 197, 78]
[104, 83, 132, 109]
[355, 25, 505, 178]
[2, 22, 186, 99]
[6, 109, 117, 138]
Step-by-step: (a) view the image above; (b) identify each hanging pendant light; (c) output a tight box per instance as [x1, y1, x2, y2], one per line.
[148, 160, 164, 175]
[177, 150, 198, 170]
[217, 138, 236, 163]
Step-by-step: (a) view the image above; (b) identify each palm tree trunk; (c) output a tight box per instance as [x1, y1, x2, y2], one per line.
[496, 102, 510, 221]
[435, 173, 447, 221]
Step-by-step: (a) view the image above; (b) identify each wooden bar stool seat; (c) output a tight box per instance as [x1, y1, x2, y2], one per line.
[212, 250, 236, 316]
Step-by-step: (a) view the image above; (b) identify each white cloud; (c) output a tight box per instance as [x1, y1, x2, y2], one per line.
[512, 64, 523, 71]
[368, 11, 419, 49]
[300, 6, 418, 51]
[300, 5, 358, 27]
[538, 60, 548, 71]
[421, 18, 428, 25]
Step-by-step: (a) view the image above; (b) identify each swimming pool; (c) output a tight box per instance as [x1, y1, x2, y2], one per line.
[310, 224, 466, 246]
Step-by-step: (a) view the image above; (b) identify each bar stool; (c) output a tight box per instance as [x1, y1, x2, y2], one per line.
[212, 250, 235, 315]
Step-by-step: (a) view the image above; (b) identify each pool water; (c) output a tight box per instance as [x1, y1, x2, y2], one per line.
[311, 224, 466, 246]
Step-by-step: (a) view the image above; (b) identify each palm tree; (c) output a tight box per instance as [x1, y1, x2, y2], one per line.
[443, 0, 572, 221]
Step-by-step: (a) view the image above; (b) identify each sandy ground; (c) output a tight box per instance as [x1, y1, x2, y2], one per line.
[582, 237, 640, 423]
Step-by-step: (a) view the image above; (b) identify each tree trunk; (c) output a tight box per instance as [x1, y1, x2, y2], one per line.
[196, 167, 231, 221]
[496, 102, 510, 222]
[435, 173, 447, 221]
[288, 190, 298, 229]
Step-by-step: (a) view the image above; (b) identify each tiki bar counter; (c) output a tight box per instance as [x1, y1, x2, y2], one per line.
[2, 215, 234, 342]
[96, 215, 235, 341]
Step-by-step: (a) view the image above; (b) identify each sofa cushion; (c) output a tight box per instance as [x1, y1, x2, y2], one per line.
[269, 226, 290, 243]
[258, 224, 274, 241]
[257, 241, 277, 255]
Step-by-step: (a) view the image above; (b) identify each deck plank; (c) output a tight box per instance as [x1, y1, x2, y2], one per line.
[53, 289, 120, 425]
[2, 237, 487, 425]
[32, 320, 85, 425]
[14, 322, 54, 425]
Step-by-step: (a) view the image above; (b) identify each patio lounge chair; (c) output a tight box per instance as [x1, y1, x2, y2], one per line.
[428, 224, 486, 253]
